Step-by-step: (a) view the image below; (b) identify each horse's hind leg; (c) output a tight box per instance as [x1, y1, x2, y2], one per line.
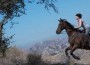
[70, 45, 80, 60]
[65, 46, 71, 59]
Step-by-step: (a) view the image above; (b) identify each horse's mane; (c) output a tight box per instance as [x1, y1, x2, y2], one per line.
[64, 20, 75, 29]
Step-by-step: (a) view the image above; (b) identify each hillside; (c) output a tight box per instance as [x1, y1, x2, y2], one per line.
[29, 38, 68, 54]
[29, 37, 90, 65]
[0, 38, 90, 65]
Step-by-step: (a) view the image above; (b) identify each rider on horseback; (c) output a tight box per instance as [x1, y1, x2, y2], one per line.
[75, 13, 86, 33]
[75, 13, 90, 35]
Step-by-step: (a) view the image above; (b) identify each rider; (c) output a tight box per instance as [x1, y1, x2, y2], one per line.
[75, 13, 86, 33]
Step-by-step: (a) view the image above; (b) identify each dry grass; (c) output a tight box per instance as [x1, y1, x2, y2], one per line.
[0, 46, 27, 65]
[0, 46, 49, 65]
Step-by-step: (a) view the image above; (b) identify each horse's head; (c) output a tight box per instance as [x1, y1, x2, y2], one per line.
[56, 18, 66, 34]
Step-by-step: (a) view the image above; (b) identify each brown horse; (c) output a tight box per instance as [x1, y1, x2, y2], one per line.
[56, 18, 90, 60]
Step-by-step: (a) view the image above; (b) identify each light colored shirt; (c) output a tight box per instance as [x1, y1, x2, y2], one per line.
[76, 19, 86, 30]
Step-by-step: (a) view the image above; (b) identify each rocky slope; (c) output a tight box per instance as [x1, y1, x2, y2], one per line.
[29, 38, 68, 54]
[30, 37, 90, 65]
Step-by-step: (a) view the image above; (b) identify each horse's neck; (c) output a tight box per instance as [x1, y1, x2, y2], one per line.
[65, 26, 75, 37]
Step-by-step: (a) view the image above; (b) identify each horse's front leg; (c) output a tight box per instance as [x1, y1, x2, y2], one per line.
[70, 45, 80, 60]
[65, 46, 71, 59]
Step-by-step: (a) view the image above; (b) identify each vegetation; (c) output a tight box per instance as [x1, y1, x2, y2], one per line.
[0, 0, 58, 57]
[0, 45, 88, 65]
[29, 0, 58, 13]
[0, 46, 27, 65]
[0, 0, 26, 57]
[27, 53, 42, 65]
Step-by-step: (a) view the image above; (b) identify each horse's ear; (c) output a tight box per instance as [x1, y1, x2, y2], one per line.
[58, 20, 60, 22]
[60, 18, 62, 20]
[58, 18, 62, 22]
[60, 18, 62, 21]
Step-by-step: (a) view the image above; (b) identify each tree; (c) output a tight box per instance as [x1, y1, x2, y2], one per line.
[0, 0, 25, 56]
[29, 0, 58, 13]
[0, 0, 57, 56]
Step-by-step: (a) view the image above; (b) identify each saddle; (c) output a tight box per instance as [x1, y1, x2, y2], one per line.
[75, 28, 90, 37]
[75, 28, 86, 33]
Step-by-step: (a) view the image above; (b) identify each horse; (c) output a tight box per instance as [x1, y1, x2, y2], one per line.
[56, 18, 90, 60]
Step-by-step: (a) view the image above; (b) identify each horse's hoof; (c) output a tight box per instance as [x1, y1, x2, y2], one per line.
[75, 57, 80, 60]
[66, 56, 70, 59]
[77, 57, 80, 60]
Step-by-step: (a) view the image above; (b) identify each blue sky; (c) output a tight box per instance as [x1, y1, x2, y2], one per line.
[3, 0, 90, 48]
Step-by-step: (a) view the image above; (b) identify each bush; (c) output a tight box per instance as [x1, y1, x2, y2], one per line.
[27, 53, 41, 65]
[0, 46, 27, 65]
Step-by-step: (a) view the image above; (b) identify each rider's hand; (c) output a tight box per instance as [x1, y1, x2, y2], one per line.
[82, 29, 86, 33]
[75, 27, 79, 30]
